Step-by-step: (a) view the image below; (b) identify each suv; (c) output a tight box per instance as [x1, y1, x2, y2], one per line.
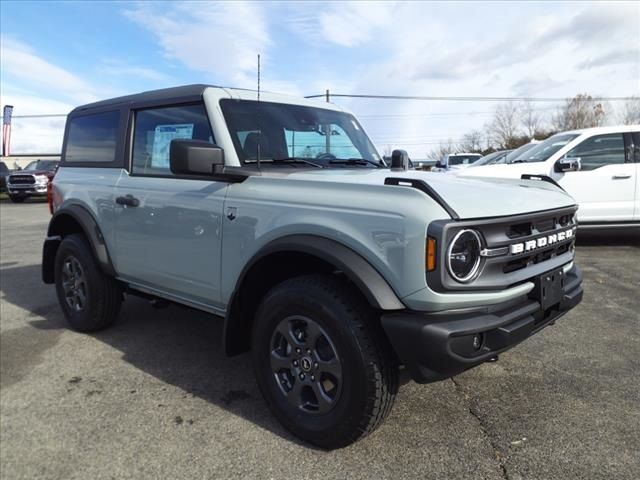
[42, 85, 583, 449]
[460, 126, 640, 227]
[6, 159, 59, 202]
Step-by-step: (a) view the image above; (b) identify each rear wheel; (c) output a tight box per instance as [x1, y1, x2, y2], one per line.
[54, 234, 122, 332]
[251, 274, 398, 449]
[9, 194, 26, 203]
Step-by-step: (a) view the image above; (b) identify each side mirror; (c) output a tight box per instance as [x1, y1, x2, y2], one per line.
[435, 161, 444, 169]
[555, 157, 581, 173]
[390, 149, 410, 171]
[170, 140, 224, 175]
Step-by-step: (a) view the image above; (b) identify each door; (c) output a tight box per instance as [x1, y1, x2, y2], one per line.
[114, 103, 228, 310]
[557, 132, 636, 223]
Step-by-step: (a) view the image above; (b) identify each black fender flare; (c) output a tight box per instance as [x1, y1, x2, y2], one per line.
[42, 204, 116, 283]
[223, 234, 405, 355]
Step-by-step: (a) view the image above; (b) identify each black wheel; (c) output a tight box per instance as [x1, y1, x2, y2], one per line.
[251, 274, 398, 449]
[54, 234, 122, 332]
[9, 194, 26, 203]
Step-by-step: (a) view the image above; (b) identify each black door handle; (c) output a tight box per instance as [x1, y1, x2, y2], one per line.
[115, 194, 140, 207]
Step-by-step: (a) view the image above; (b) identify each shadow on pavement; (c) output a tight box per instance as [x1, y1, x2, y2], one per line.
[0, 263, 315, 449]
[576, 228, 639, 247]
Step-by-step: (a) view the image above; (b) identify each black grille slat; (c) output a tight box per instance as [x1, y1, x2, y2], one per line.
[9, 175, 35, 185]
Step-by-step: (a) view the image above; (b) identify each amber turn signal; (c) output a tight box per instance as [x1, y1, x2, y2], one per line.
[426, 237, 437, 271]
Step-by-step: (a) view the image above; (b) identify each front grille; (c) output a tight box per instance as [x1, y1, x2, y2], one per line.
[427, 206, 578, 292]
[9, 175, 35, 185]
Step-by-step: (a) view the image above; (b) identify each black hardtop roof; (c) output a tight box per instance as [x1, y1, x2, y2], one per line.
[71, 84, 219, 114]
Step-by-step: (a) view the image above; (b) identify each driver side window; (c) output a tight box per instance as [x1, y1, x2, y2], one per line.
[565, 133, 625, 171]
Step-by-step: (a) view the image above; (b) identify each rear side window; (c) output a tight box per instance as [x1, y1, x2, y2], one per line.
[131, 103, 214, 176]
[65, 111, 120, 163]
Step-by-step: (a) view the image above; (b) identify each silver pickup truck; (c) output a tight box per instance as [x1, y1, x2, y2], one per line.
[42, 85, 583, 449]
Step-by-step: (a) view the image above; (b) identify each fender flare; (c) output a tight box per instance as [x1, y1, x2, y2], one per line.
[42, 204, 116, 283]
[223, 234, 405, 355]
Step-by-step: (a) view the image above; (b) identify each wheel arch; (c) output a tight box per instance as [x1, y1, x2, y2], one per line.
[42, 204, 116, 284]
[223, 235, 405, 356]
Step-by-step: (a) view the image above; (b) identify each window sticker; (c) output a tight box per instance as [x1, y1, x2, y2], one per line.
[152, 124, 194, 168]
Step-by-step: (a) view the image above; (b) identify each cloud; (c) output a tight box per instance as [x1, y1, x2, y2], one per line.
[0, 37, 98, 104]
[123, 1, 272, 88]
[285, 1, 396, 48]
[576, 49, 640, 70]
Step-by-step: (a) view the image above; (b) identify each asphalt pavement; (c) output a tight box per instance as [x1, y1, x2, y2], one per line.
[1, 200, 638, 479]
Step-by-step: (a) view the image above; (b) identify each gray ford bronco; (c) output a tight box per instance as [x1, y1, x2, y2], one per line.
[42, 85, 583, 448]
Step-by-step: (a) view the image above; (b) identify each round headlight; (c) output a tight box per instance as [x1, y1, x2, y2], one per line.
[447, 229, 482, 283]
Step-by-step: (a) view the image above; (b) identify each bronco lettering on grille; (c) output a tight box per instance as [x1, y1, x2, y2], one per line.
[509, 228, 575, 255]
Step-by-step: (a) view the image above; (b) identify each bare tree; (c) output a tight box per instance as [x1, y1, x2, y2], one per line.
[552, 94, 607, 131]
[520, 100, 543, 138]
[618, 96, 640, 125]
[426, 139, 458, 161]
[459, 129, 484, 152]
[487, 102, 521, 149]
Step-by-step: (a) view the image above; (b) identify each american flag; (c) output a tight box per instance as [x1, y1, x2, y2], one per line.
[2, 105, 13, 157]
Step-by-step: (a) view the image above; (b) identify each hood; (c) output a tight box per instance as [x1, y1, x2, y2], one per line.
[10, 169, 54, 176]
[280, 168, 575, 220]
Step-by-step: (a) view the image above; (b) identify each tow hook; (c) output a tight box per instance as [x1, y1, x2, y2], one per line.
[487, 355, 499, 363]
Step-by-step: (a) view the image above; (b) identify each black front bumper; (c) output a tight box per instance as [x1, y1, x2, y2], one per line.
[381, 265, 583, 383]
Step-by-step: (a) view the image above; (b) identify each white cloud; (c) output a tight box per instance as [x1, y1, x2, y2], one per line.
[285, 1, 396, 48]
[0, 37, 98, 104]
[123, 1, 272, 88]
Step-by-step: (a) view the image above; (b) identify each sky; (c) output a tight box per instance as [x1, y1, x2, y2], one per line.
[1, 0, 639, 157]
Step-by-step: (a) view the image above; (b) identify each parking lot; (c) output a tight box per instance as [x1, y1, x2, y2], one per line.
[1, 200, 638, 480]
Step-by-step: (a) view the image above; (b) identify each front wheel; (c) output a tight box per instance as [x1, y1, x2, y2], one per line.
[251, 274, 398, 449]
[9, 194, 26, 203]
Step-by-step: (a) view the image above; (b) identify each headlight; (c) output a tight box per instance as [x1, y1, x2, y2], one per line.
[35, 175, 48, 184]
[447, 229, 482, 283]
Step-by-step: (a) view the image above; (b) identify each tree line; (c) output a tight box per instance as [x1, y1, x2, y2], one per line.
[426, 94, 640, 160]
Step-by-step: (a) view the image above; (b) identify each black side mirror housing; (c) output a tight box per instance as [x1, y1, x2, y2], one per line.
[435, 161, 444, 169]
[170, 140, 224, 175]
[390, 149, 410, 171]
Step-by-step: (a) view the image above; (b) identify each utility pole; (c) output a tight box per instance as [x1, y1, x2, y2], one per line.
[325, 89, 331, 153]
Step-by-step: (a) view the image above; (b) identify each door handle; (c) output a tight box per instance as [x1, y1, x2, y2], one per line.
[115, 194, 140, 207]
[611, 174, 631, 180]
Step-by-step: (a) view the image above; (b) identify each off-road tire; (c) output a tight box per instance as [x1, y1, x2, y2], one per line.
[9, 194, 26, 203]
[251, 274, 398, 449]
[54, 234, 122, 332]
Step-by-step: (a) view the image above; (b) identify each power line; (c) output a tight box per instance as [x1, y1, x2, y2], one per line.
[306, 93, 637, 102]
[0, 114, 67, 119]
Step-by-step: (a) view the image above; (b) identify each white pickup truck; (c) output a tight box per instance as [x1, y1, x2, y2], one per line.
[459, 126, 640, 227]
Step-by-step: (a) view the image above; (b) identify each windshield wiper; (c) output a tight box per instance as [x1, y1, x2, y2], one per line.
[245, 157, 324, 168]
[328, 158, 381, 168]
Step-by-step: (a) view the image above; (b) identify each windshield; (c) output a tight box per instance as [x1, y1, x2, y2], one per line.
[23, 160, 59, 171]
[220, 99, 382, 168]
[509, 134, 580, 163]
[470, 150, 511, 167]
[447, 154, 481, 166]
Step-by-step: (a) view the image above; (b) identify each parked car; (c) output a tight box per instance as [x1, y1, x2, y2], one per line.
[502, 140, 541, 164]
[459, 125, 640, 227]
[468, 150, 513, 167]
[6, 159, 59, 203]
[43, 84, 583, 448]
[434, 152, 482, 171]
[0, 161, 11, 192]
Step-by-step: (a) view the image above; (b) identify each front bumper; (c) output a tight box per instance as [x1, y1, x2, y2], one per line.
[381, 265, 583, 383]
[8, 185, 48, 196]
